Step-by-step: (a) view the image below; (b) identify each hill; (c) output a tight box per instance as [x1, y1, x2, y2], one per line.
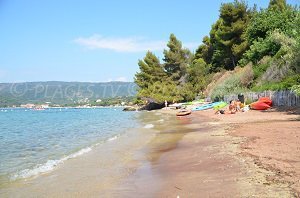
[0, 81, 137, 107]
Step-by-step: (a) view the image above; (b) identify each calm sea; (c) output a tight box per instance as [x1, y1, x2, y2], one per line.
[0, 107, 140, 186]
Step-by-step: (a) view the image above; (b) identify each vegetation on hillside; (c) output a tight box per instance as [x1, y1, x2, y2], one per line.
[0, 81, 136, 107]
[135, 0, 300, 102]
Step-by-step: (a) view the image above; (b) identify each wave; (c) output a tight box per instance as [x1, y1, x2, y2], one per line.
[108, 135, 118, 141]
[11, 135, 120, 181]
[143, 124, 154, 129]
[11, 159, 62, 180]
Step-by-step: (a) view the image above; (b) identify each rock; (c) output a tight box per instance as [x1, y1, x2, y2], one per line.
[139, 102, 165, 111]
[122, 106, 137, 111]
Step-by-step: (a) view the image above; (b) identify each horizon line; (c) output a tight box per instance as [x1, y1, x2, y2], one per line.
[0, 80, 135, 84]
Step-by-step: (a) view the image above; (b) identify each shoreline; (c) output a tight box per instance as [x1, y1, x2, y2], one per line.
[0, 110, 185, 197]
[1, 107, 299, 197]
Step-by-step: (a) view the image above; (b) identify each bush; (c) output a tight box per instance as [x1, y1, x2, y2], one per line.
[206, 65, 254, 100]
[291, 85, 300, 95]
[252, 56, 272, 79]
[239, 37, 281, 65]
[252, 74, 300, 91]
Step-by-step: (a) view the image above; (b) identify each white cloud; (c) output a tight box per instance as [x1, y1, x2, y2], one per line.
[74, 34, 166, 52]
[74, 34, 200, 53]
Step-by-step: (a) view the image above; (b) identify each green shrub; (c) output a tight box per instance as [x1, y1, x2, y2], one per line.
[208, 65, 253, 100]
[253, 56, 272, 79]
[252, 74, 300, 91]
[291, 85, 300, 95]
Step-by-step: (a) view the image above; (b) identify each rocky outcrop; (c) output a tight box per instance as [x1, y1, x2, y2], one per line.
[122, 106, 138, 111]
[123, 98, 165, 111]
[138, 102, 165, 111]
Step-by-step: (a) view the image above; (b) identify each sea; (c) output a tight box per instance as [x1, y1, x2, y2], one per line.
[0, 107, 189, 197]
[0, 108, 144, 186]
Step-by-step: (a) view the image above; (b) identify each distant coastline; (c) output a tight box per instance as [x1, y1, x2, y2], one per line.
[0, 81, 137, 108]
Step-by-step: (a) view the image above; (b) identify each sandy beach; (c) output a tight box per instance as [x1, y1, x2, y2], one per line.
[148, 107, 300, 197]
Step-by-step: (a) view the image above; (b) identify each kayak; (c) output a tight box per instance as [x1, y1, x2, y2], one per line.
[176, 109, 192, 116]
[192, 102, 222, 111]
[213, 101, 227, 110]
[183, 99, 205, 106]
[182, 102, 193, 105]
[258, 97, 272, 106]
[250, 101, 270, 110]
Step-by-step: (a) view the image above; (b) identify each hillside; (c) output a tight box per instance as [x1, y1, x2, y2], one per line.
[0, 81, 137, 106]
[135, 0, 299, 103]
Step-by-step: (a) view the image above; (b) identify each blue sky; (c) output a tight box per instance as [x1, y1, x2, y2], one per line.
[0, 0, 299, 83]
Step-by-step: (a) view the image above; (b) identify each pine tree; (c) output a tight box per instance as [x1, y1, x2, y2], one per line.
[268, 0, 286, 11]
[163, 34, 193, 84]
[134, 51, 166, 91]
[194, 36, 213, 64]
[210, 0, 251, 71]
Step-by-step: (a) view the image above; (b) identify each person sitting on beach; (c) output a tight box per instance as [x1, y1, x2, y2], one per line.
[229, 100, 237, 113]
[236, 99, 242, 111]
[215, 109, 236, 115]
[215, 100, 237, 115]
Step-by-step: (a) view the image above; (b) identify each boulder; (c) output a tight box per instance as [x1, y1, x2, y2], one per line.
[122, 106, 137, 111]
[139, 102, 165, 111]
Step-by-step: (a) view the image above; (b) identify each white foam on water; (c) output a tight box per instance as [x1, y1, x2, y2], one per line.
[11, 147, 92, 181]
[12, 159, 61, 180]
[144, 124, 154, 129]
[157, 119, 164, 122]
[108, 135, 118, 141]
[10, 133, 124, 181]
[66, 147, 92, 159]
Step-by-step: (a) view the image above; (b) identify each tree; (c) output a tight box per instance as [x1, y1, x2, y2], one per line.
[138, 81, 183, 103]
[134, 51, 166, 91]
[241, 2, 299, 65]
[246, 2, 296, 44]
[268, 0, 287, 11]
[210, 0, 252, 71]
[194, 36, 213, 65]
[187, 58, 211, 93]
[163, 34, 193, 84]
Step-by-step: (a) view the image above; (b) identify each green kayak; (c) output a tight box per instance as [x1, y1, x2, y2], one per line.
[213, 102, 227, 110]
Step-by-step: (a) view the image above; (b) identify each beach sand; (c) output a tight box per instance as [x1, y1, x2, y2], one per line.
[150, 107, 300, 197]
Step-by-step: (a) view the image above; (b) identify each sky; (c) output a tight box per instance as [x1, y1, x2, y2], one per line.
[0, 0, 299, 83]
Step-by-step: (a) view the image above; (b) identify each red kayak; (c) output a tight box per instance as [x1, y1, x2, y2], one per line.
[258, 97, 272, 106]
[250, 101, 271, 110]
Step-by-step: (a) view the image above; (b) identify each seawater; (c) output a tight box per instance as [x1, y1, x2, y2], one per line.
[0, 107, 140, 186]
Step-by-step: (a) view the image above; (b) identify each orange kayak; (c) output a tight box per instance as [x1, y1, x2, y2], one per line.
[250, 101, 270, 110]
[176, 109, 192, 116]
[258, 97, 272, 106]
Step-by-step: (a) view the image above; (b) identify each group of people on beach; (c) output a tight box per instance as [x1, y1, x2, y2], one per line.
[216, 99, 244, 115]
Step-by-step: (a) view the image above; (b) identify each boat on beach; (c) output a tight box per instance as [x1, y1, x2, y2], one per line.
[192, 101, 223, 111]
[176, 109, 192, 116]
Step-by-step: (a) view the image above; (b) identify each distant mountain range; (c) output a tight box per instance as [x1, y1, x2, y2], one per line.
[0, 81, 137, 106]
